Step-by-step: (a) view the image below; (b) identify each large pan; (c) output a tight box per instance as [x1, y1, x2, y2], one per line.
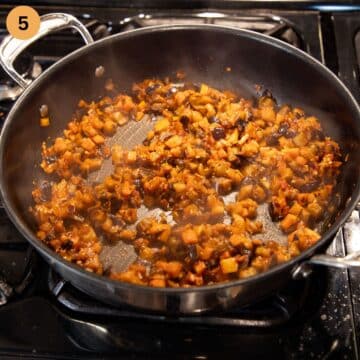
[1, 13, 360, 314]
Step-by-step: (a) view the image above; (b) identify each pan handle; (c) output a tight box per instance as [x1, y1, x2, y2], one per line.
[0, 13, 94, 89]
[308, 251, 360, 268]
[292, 252, 360, 279]
[293, 209, 360, 279]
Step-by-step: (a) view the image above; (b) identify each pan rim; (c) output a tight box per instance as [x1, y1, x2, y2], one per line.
[1, 23, 360, 295]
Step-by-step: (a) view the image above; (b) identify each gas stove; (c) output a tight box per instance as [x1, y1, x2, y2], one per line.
[0, 3, 360, 359]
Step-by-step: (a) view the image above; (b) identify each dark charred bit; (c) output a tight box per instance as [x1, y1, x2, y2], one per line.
[261, 89, 276, 103]
[278, 122, 289, 136]
[231, 156, 242, 168]
[265, 133, 280, 146]
[167, 157, 177, 167]
[291, 167, 305, 178]
[212, 127, 226, 140]
[268, 202, 283, 222]
[188, 244, 198, 262]
[236, 119, 247, 132]
[209, 116, 220, 124]
[207, 256, 219, 269]
[235, 154, 251, 166]
[284, 129, 297, 139]
[180, 115, 190, 130]
[202, 272, 213, 284]
[298, 180, 321, 193]
[39, 181, 52, 201]
[168, 158, 185, 168]
[110, 198, 122, 213]
[145, 83, 160, 95]
[103, 268, 112, 277]
[142, 138, 150, 146]
[61, 239, 73, 250]
[311, 129, 326, 141]
[294, 111, 303, 119]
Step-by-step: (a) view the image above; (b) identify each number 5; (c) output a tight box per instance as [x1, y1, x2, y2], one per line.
[18, 16, 28, 30]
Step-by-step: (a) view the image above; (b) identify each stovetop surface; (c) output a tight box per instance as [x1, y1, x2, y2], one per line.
[0, 4, 360, 359]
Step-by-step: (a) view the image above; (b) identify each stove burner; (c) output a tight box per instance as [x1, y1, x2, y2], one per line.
[0, 247, 37, 306]
[48, 268, 326, 352]
[0, 210, 38, 306]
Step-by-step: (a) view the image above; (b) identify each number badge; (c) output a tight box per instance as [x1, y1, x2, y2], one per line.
[6, 6, 40, 40]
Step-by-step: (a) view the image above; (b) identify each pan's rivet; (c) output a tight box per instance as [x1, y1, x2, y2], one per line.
[39, 104, 48, 117]
[216, 290, 230, 303]
[292, 263, 313, 280]
[95, 66, 105, 78]
[52, 279, 66, 297]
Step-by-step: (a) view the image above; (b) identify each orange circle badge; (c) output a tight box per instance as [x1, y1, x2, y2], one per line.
[6, 6, 40, 40]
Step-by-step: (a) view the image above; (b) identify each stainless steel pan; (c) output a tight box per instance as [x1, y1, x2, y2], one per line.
[1, 13, 360, 314]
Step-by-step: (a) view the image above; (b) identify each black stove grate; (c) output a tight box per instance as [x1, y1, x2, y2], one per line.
[0, 208, 39, 306]
[48, 267, 326, 329]
[48, 268, 330, 355]
[116, 12, 306, 49]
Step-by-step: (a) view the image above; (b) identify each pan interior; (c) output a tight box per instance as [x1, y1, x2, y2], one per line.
[86, 114, 287, 272]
